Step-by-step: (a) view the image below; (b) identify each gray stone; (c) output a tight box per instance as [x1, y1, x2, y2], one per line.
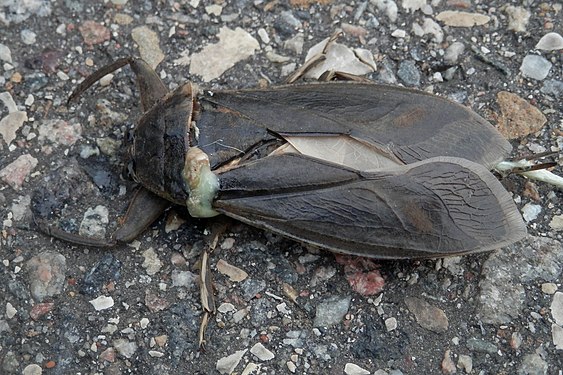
[21, 29, 36, 45]
[314, 295, 351, 327]
[541, 80, 563, 97]
[518, 353, 548, 375]
[190, 27, 259, 82]
[402, 0, 425, 13]
[241, 278, 266, 300]
[171, 270, 197, 288]
[113, 339, 138, 358]
[216, 349, 247, 374]
[250, 342, 274, 361]
[22, 364, 42, 375]
[0, 43, 12, 63]
[478, 236, 563, 324]
[535, 32, 563, 51]
[520, 55, 552, 80]
[0, 91, 28, 146]
[1, 351, 18, 374]
[373, 0, 398, 23]
[550, 292, 563, 325]
[552, 324, 563, 350]
[444, 42, 465, 64]
[466, 338, 497, 354]
[344, 363, 370, 375]
[131, 26, 164, 69]
[0, 154, 37, 190]
[522, 203, 541, 222]
[405, 296, 449, 332]
[284, 33, 304, 55]
[505, 6, 530, 32]
[397, 60, 420, 86]
[79, 205, 109, 238]
[38, 119, 82, 147]
[27, 252, 67, 302]
[142, 247, 162, 276]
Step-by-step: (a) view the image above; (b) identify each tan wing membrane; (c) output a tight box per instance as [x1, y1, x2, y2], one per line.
[284, 135, 403, 170]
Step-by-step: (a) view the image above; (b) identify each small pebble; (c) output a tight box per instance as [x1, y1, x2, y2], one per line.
[314, 295, 351, 327]
[0, 43, 12, 63]
[522, 203, 541, 222]
[89, 296, 114, 311]
[205, 4, 222, 16]
[551, 292, 563, 325]
[541, 80, 563, 98]
[535, 32, 563, 51]
[552, 324, 563, 350]
[250, 342, 274, 361]
[466, 338, 497, 354]
[457, 354, 473, 373]
[27, 252, 66, 302]
[286, 361, 297, 373]
[385, 317, 397, 331]
[405, 296, 448, 332]
[441, 350, 456, 374]
[397, 60, 420, 86]
[520, 55, 552, 80]
[373, 0, 398, 23]
[171, 270, 197, 287]
[21, 29, 37, 45]
[542, 283, 557, 295]
[505, 6, 530, 32]
[391, 29, 406, 38]
[22, 364, 42, 375]
[444, 42, 465, 64]
[549, 215, 563, 231]
[113, 339, 138, 358]
[216, 349, 247, 375]
[344, 362, 370, 375]
[436, 11, 490, 27]
[79, 205, 109, 238]
[518, 353, 548, 375]
[6, 302, 17, 319]
[142, 248, 162, 276]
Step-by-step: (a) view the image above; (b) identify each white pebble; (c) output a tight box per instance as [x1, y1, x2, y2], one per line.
[6, 302, 17, 319]
[391, 29, 406, 38]
[344, 362, 370, 375]
[99, 73, 114, 87]
[250, 342, 275, 361]
[258, 28, 270, 44]
[21, 29, 37, 45]
[89, 295, 114, 311]
[57, 71, 69, 81]
[520, 55, 552, 80]
[521, 203, 541, 222]
[535, 32, 563, 51]
[385, 317, 398, 331]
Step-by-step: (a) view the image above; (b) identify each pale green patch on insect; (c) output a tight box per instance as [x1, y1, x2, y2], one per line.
[183, 147, 220, 218]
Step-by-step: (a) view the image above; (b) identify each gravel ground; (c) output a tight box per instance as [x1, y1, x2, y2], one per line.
[1, 1, 562, 374]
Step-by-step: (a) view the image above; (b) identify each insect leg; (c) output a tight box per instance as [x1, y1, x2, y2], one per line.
[198, 221, 228, 350]
[68, 57, 169, 112]
[112, 187, 170, 243]
[34, 187, 169, 247]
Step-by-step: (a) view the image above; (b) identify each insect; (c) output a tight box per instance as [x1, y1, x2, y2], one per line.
[36, 57, 527, 259]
